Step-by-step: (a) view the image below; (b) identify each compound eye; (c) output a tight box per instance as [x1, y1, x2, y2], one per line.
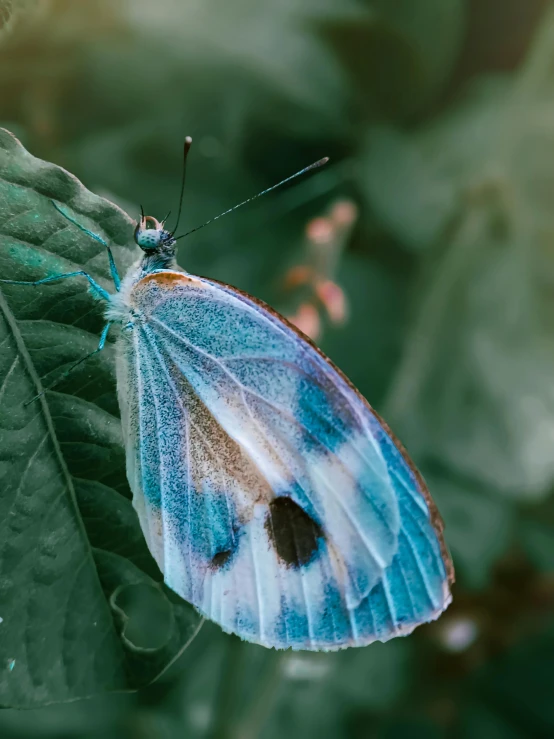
[134, 215, 164, 250]
[139, 232, 160, 249]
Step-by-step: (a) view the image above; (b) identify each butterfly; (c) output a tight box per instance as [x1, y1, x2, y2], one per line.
[2, 144, 454, 651]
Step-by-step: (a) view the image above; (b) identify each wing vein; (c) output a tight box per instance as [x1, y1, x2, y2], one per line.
[249, 524, 263, 642]
[392, 532, 417, 618]
[149, 315, 387, 482]
[400, 513, 441, 610]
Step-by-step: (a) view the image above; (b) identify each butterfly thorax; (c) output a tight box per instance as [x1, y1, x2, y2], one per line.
[139, 251, 178, 275]
[105, 256, 187, 323]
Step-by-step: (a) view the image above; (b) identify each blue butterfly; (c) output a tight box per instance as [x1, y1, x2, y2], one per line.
[1, 151, 453, 651]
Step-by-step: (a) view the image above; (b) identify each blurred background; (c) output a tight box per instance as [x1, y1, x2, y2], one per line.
[1, 0, 554, 736]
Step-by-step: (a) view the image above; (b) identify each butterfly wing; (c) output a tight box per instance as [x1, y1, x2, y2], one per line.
[116, 270, 453, 650]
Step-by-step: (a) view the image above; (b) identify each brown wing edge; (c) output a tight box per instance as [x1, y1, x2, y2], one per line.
[205, 276, 456, 588]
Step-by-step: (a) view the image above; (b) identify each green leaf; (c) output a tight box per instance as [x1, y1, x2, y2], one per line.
[0, 128, 202, 708]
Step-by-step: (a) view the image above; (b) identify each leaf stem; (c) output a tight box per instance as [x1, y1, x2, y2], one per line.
[208, 639, 286, 739]
[235, 651, 286, 739]
[208, 636, 245, 739]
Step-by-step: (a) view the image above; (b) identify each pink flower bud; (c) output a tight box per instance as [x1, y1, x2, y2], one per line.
[316, 280, 347, 324]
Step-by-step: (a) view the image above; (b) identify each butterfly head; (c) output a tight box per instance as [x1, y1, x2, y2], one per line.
[134, 215, 176, 255]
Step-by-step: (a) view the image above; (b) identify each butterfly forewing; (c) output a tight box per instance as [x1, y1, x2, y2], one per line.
[115, 270, 452, 650]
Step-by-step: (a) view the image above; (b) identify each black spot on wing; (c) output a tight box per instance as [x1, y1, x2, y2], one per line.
[210, 548, 234, 570]
[266, 497, 324, 568]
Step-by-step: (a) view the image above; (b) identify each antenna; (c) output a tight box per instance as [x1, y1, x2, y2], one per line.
[171, 136, 193, 236]
[176, 157, 329, 240]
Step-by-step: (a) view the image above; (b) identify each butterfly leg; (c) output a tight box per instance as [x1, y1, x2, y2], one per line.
[25, 321, 113, 406]
[0, 270, 111, 302]
[51, 200, 122, 291]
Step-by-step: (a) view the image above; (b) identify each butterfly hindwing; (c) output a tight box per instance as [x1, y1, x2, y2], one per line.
[116, 271, 452, 650]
